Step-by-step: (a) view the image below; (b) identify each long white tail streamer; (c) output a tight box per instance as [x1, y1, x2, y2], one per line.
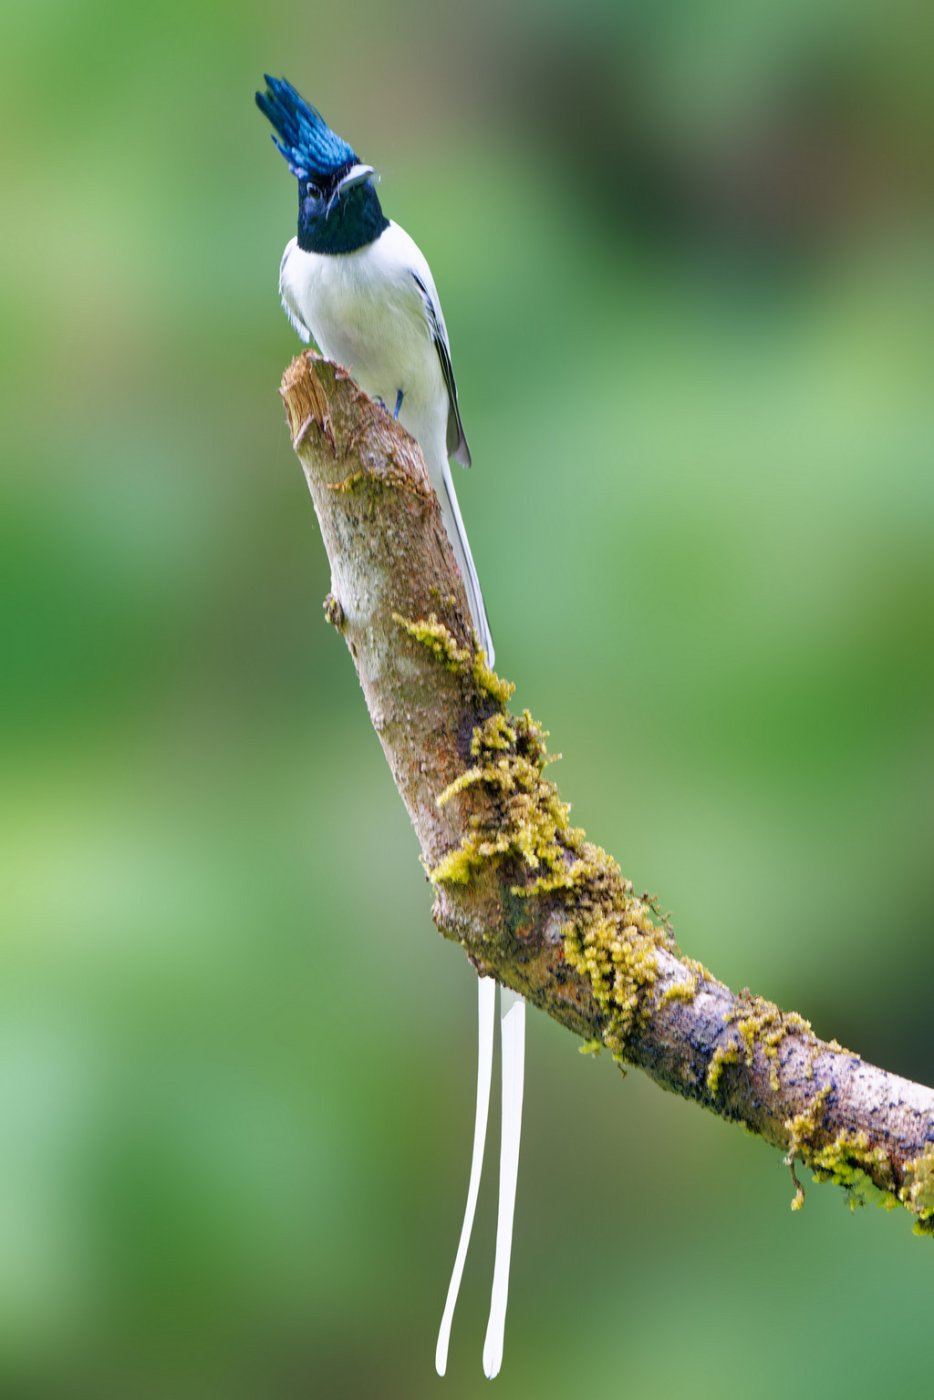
[482, 989, 526, 1380]
[437, 457, 495, 666]
[435, 976, 497, 1376]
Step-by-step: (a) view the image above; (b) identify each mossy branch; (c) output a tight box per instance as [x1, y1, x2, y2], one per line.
[279, 349, 934, 1239]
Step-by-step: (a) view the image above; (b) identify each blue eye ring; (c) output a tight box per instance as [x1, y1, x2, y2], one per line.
[305, 179, 322, 199]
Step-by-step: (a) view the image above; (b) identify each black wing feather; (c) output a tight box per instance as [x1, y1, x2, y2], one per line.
[412, 273, 471, 467]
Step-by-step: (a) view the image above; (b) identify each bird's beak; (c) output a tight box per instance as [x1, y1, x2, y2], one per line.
[338, 163, 375, 195]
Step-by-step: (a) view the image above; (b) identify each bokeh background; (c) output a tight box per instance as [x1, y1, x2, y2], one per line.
[2, 0, 933, 1395]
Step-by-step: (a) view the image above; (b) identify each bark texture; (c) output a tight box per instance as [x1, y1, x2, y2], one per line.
[279, 349, 934, 1236]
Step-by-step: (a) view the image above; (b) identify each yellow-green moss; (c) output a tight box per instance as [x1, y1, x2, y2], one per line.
[810, 1129, 895, 1210]
[683, 956, 717, 986]
[470, 712, 515, 754]
[784, 1086, 832, 1164]
[565, 908, 671, 1059]
[431, 709, 582, 887]
[395, 613, 471, 669]
[735, 994, 812, 1092]
[782, 1087, 920, 1222]
[400, 613, 676, 1059]
[323, 592, 344, 629]
[472, 653, 515, 706]
[326, 469, 368, 493]
[659, 973, 699, 1009]
[707, 989, 815, 1096]
[900, 1147, 934, 1234]
[784, 1085, 831, 1211]
[707, 1044, 741, 1097]
[395, 613, 515, 705]
[825, 1037, 858, 1059]
[326, 453, 429, 495]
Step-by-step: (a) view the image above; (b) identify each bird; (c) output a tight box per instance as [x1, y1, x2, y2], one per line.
[255, 75, 493, 665]
[256, 77, 525, 1379]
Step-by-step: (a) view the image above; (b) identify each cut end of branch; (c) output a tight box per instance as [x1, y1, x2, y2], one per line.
[280, 352, 337, 450]
[281, 351, 432, 500]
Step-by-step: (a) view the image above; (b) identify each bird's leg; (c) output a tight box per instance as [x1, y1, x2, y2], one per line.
[394, 388, 404, 419]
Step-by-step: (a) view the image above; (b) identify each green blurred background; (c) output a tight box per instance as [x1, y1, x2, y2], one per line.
[2, 0, 932, 1395]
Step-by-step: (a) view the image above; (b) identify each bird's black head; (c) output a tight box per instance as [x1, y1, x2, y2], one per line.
[256, 76, 389, 255]
[295, 163, 389, 255]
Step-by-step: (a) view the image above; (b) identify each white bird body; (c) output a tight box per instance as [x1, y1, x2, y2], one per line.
[279, 224, 495, 664]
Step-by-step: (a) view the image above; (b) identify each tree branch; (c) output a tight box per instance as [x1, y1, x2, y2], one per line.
[279, 349, 934, 1236]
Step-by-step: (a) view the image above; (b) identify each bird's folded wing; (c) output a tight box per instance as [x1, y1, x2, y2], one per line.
[411, 270, 471, 467]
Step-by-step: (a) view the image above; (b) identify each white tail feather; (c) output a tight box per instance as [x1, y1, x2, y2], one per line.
[436, 458, 495, 666]
[482, 990, 526, 1380]
[435, 976, 497, 1376]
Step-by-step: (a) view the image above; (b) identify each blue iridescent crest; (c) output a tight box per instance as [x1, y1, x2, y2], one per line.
[256, 76, 358, 180]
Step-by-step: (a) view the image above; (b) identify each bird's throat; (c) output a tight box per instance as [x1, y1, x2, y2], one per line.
[298, 182, 389, 255]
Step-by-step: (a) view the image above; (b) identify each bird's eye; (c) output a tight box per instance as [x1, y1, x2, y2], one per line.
[305, 180, 322, 199]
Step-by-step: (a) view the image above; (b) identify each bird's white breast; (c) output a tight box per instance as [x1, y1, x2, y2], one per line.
[278, 214, 494, 664]
[280, 222, 448, 456]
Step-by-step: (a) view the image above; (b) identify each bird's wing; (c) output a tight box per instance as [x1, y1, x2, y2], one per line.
[278, 239, 312, 343]
[411, 269, 471, 468]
